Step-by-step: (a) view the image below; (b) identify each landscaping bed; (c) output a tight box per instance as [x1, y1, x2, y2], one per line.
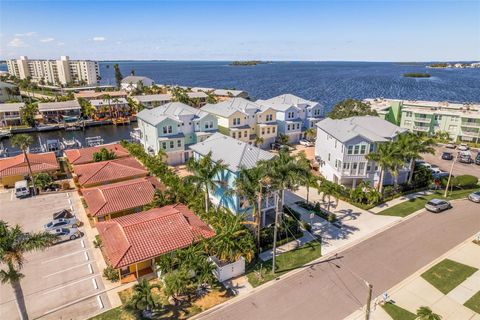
[464, 290, 480, 314]
[421, 259, 478, 294]
[382, 302, 416, 320]
[377, 188, 478, 217]
[246, 241, 321, 288]
[293, 201, 337, 222]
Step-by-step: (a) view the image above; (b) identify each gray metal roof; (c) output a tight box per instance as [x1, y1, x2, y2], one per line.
[137, 102, 209, 126]
[189, 132, 275, 171]
[257, 93, 319, 112]
[90, 98, 128, 107]
[132, 94, 172, 103]
[38, 100, 81, 111]
[201, 98, 260, 118]
[213, 89, 246, 97]
[316, 116, 407, 143]
[0, 102, 24, 112]
[121, 76, 154, 84]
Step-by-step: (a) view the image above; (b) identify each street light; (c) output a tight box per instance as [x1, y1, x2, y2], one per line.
[444, 152, 458, 197]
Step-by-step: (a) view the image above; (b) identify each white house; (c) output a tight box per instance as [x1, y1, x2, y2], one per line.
[121, 76, 155, 92]
[315, 116, 409, 188]
[136, 102, 218, 165]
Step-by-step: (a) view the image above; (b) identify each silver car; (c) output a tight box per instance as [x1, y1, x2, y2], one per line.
[44, 217, 80, 230]
[425, 199, 452, 213]
[468, 191, 480, 203]
[49, 228, 82, 243]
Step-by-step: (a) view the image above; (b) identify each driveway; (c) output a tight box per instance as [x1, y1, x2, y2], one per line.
[197, 199, 480, 320]
[0, 191, 110, 320]
[421, 146, 480, 178]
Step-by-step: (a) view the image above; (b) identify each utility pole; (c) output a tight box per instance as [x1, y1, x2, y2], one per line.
[272, 191, 279, 274]
[444, 153, 457, 197]
[257, 182, 263, 253]
[365, 282, 373, 320]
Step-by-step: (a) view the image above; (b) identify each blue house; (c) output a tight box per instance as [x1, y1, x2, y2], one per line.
[189, 133, 276, 225]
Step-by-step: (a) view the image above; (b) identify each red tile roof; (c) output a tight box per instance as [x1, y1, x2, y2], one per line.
[97, 204, 215, 268]
[82, 178, 156, 217]
[64, 143, 130, 165]
[0, 152, 59, 178]
[73, 157, 147, 187]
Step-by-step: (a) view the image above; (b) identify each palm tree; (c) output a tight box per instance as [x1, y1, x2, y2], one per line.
[398, 133, 435, 184]
[277, 134, 289, 146]
[0, 221, 57, 320]
[186, 152, 228, 212]
[111, 97, 121, 118]
[297, 151, 318, 204]
[416, 306, 442, 320]
[11, 134, 36, 196]
[254, 136, 264, 147]
[317, 179, 338, 212]
[304, 127, 316, 141]
[366, 141, 400, 194]
[129, 278, 161, 313]
[101, 94, 113, 119]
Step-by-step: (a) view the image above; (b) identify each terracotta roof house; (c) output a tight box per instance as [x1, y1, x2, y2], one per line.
[97, 204, 215, 282]
[82, 178, 156, 224]
[0, 152, 59, 187]
[64, 143, 130, 165]
[72, 157, 148, 187]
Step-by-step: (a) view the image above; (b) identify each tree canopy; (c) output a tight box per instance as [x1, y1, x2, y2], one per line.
[328, 99, 378, 119]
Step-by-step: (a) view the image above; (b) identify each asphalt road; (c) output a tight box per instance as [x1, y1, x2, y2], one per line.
[198, 200, 480, 320]
[421, 146, 480, 178]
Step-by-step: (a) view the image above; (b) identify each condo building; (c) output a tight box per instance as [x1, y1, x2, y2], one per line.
[6, 56, 100, 86]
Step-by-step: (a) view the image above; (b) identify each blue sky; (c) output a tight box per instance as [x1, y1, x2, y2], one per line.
[1, 0, 479, 61]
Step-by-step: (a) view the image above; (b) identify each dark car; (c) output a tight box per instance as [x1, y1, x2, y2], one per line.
[459, 154, 472, 164]
[53, 209, 74, 220]
[475, 153, 480, 165]
[441, 152, 454, 160]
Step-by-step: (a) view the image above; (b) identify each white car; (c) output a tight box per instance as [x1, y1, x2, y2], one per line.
[299, 139, 314, 147]
[49, 228, 82, 243]
[458, 144, 469, 151]
[468, 191, 480, 203]
[44, 217, 80, 230]
[445, 143, 456, 149]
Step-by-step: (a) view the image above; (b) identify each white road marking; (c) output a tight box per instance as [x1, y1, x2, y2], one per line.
[97, 296, 104, 309]
[41, 274, 99, 295]
[41, 249, 88, 264]
[42, 261, 94, 278]
[10, 190, 14, 201]
[84, 251, 89, 261]
[88, 263, 94, 274]
[92, 278, 98, 289]
[80, 239, 85, 248]
[68, 198, 72, 205]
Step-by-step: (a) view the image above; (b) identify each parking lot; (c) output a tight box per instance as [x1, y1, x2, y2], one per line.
[421, 146, 480, 178]
[0, 191, 110, 320]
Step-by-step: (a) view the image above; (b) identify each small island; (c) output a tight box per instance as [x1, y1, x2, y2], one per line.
[403, 73, 431, 78]
[229, 60, 269, 66]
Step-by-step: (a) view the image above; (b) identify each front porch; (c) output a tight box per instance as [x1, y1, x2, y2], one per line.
[119, 259, 156, 284]
[120, 266, 154, 284]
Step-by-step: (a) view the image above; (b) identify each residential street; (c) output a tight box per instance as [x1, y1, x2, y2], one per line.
[197, 200, 480, 320]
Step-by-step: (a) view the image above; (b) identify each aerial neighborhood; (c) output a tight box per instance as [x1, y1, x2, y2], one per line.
[1, 55, 480, 320]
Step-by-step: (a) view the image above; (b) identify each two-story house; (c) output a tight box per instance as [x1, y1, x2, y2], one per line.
[201, 98, 278, 148]
[189, 132, 276, 226]
[315, 116, 409, 188]
[0, 102, 24, 127]
[137, 102, 218, 165]
[38, 100, 82, 123]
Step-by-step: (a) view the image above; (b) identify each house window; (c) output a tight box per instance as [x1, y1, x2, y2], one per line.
[244, 131, 247, 138]
[287, 124, 291, 130]
[434, 115, 442, 121]
[170, 141, 174, 148]
[296, 123, 300, 129]
[369, 144, 374, 153]
[287, 111, 294, 119]
[360, 145, 367, 154]
[177, 140, 181, 147]
[204, 121, 213, 129]
[262, 128, 265, 135]
[232, 132, 236, 139]
[162, 142, 167, 149]
[162, 125, 172, 134]
[272, 127, 276, 133]
[267, 127, 270, 134]
[266, 114, 273, 121]
[347, 145, 353, 155]
[354, 145, 360, 155]
[406, 112, 412, 117]
[328, 153, 331, 161]
[233, 118, 240, 125]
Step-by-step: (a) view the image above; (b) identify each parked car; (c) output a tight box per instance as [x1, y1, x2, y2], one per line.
[271, 142, 291, 151]
[433, 171, 449, 180]
[52, 209, 75, 220]
[441, 152, 454, 160]
[48, 228, 82, 243]
[299, 139, 314, 147]
[429, 165, 442, 174]
[425, 199, 452, 213]
[468, 191, 480, 203]
[445, 143, 456, 149]
[14, 180, 30, 198]
[475, 153, 480, 165]
[459, 154, 472, 164]
[44, 217, 80, 230]
[458, 144, 469, 151]
[419, 162, 432, 170]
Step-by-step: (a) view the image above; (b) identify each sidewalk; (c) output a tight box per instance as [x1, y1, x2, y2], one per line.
[346, 235, 480, 320]
[369, 190, 434, 213]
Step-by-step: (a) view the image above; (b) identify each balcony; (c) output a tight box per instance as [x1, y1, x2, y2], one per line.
[413, 125, 430, 132]
[461, 121, 480, 128]
[414, 117, 431, 124]
[461, 130, 480, 138]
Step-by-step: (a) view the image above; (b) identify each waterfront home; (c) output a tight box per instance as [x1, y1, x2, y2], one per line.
[257, 94, 324, 143]
[0, 102, 24, 127]
[132, 94, 173, 109]
[0, 82, 21, 103]
[38, 100, 81, 123]
[366, 98, 480, 143]
[74, 90, 128, 101]
[201, 97, 278, 148]
[89, 97, 129, 115]
[72, 157, 148, 187]
[189, 132, 276, 225]
[0, 152, 59, 187]
[315, 116, 409, 188]
[137, 102, 218, 165]
[96, 203, 215, 283]
[64, 143, 130, 165]
[81, 177, 157, 224]
[121, 76, 155, 92]
[191, 87, 249, 101]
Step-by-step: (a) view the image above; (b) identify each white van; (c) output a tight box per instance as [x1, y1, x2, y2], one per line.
[15, 180, 30, 198]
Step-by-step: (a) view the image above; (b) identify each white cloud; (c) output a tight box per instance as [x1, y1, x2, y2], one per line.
[40, 37, 55, 43]
[93, 36, 106, 42]
[14, 32, 36, 37]
[8, 38, 28, 47]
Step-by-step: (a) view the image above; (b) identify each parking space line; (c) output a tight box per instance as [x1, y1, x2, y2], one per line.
[41, 249, 89, 264]
[88, 263, 94, 274]
[84, 251, 89, 261]
[97, 296, 104, 309]
[41, 274, 100, 295]
[42, 292, 105, 316]
[42, 261, 95, 278]
[80, 239, 85, 248]
[10, 190, 13, 201]
[92, 278, 98, 289]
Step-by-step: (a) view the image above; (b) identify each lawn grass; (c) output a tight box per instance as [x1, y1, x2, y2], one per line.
[421, 259, 478, 294]
[377, 188, 477, 217]
[89, 306, 136, 320]
[246, 241, 321, 287]
[381, 302, 416, 320]
[464, 291, 480, 314]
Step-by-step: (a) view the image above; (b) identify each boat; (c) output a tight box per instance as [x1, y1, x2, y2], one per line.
[112, 117, 131, 125]
[62, 138, 81, 149]
[36, 124, 59, 132]
[0, 129, 12, 139]
[85, 136, 104, 147]
[65, 125, 81, 131]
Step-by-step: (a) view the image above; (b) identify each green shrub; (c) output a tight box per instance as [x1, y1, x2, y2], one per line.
[452, 175, 478, 188]
[93, 235, 102, 248]
[103, 265, 119, 282]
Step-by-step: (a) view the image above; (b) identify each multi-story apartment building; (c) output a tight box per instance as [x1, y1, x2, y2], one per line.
[366, 98, 480, 143]
[257, 94, 324, 143]
[0, 82, 21, 103]
[136, 102, 218, 165]
[201, 97, 278, 148]
[6, 56, 99, 86]
[315, 116, 409, 188]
